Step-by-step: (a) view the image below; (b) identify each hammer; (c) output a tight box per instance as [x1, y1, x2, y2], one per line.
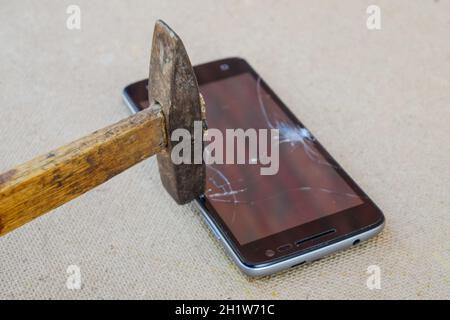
[0, 20, 206, 236]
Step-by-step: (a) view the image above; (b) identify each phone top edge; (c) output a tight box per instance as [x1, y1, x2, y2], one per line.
[193, 57, 247, 69]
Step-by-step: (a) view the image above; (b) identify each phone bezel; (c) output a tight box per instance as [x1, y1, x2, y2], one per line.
[124, 57, 385, 267]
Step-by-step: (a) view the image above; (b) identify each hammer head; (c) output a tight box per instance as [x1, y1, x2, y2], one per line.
[148, 20, 205, 204]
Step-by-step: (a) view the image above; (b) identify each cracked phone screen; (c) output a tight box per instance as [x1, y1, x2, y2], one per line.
[200, 73, 363, 245]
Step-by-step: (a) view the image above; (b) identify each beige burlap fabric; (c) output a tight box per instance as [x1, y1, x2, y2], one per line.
[1, 1, 449, 299]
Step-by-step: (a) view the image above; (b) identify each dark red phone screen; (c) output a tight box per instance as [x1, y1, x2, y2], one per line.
[201, 73, 363, 245]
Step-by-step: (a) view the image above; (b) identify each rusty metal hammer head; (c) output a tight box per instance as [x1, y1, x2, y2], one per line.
[148, 20, 205, 204]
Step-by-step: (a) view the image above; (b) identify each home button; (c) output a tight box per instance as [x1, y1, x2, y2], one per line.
[265, 249, 275, 257]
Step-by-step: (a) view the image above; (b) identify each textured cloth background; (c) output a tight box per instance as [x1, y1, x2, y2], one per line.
[0, 0, 449, 299]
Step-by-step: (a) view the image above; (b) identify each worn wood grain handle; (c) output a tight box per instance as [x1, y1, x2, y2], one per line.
[0, 107, 166, 236]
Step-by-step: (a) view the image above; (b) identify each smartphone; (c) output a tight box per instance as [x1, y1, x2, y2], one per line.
[122, 57, 385, 277]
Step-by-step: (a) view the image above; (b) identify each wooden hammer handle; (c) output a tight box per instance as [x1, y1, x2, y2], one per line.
[0, 107, 166, 236]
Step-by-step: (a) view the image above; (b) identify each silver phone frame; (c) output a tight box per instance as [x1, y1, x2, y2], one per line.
[122, 90, 384, 277]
